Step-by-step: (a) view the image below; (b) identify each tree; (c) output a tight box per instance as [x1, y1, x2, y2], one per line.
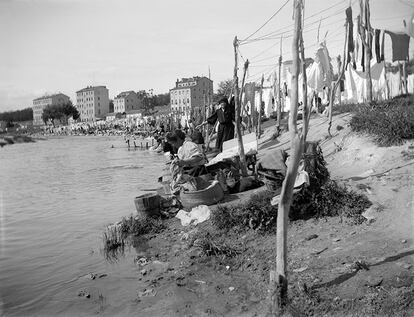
[214, 79, 233, 102]
[109, 99, 114, 113]
[0, 108, 33, 122]
[42, 101, 79, 126]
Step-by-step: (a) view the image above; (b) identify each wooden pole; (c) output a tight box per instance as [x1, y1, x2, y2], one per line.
[403, 60, 408, 95]
[269, 0, 304, 314]
[359, 0, 372, 102]
[257, 75, 264, 139]
[299, 30, 309, 143]
[328, 18, 348, 136]
[276, 35, 283, 133]
[233, 36, 248, 177]
[239, 60, 250, 134]
[337, 55, 342, 106]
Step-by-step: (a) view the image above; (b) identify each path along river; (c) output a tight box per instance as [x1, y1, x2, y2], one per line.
[0, 136, 166, 316]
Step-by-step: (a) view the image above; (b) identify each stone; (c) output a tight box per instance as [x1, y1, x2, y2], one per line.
[401, 239, 407, 244]
[365, 276, 383, 287]
[140, 269, 147, 276]
[293, 266, 308, 273]
[229, 287, 235, 291]
[333, 238, 341, 242]
[362, 203, 382, 222]
[305, 234, 318, 241]
[138, 288, 157, 297]
[176, 276, 187, 287]
[396, 262, 412, 270]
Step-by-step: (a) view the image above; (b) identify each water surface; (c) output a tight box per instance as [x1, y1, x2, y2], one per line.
[0, 136, 165, 316]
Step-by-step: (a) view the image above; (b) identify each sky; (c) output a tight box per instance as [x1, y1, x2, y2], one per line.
[1, 0, 413, 112]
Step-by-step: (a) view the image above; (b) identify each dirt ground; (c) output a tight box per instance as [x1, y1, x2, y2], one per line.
[96, 113, 414, 316]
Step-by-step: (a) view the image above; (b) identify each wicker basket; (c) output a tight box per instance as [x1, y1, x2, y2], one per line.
[180, 180, 224, 210]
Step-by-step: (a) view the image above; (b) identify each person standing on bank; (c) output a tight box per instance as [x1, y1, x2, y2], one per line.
[197, 97, 235, 152]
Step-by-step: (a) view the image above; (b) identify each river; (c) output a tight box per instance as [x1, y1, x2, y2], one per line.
[0, 136, 166, 316]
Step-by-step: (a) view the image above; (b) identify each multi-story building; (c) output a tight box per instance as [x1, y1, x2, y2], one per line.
[113, 91, 142, 113]
[32, 93, 70, 125]
[76, 86, 109, 122]
[170, 76, 213, 115]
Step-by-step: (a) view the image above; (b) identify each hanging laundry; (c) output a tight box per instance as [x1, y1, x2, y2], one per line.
[346, 7, 355, 65]
[344, 61, 386, 103]
[384, 31, 410, 62]
[355, 34, 360, 68]
[404, 11, 414, 38]
[375, 29, 381, 63]
[307, 42, 333, 92]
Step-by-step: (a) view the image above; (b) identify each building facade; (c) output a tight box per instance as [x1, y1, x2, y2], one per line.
[76, 86, 110, 122]
[113, 91, 141, 113]
[170, 76, 213, 115]
[32, 93, 70, 125]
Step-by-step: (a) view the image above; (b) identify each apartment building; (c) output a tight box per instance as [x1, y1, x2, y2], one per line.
[32, 93, 70, 125]
[113, 91, 142, 113]
[76, 86, 109, 122]
[170, 76, 213, 114]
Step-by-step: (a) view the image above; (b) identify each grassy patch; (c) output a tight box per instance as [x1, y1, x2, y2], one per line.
[102, 225, 125, 262]
[334, 95, 414, 146]
[119, 215, 165, 236]
[191, 229, 243, 257]
[102, 215, 165, 261]
[211, 190, 277, 232]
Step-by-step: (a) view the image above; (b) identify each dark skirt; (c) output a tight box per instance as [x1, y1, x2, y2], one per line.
[216, 123, 234, 152]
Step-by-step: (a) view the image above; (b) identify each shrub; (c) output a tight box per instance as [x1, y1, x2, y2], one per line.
[349, 96, 414, 146]
[119, 215, 165, 236]
[212, 143, 372, 231]
[211, 190, 277, 232]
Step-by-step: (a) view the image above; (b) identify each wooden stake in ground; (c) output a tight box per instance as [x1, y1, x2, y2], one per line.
[328, 17, 349, 136]
[276, 36, 283, 134]
[359, 0, 373, 102]
[299, 30, 309, 143]
[233, 36, 248, 177]
[257, 74, 264, 139]
[269, 0, 305, 314]
[239, 59, 249, 135]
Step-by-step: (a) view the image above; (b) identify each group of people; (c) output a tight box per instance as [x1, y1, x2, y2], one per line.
[161, 97, 237, 193]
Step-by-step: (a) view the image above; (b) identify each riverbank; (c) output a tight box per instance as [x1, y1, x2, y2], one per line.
[77, 110, 414, 316]
[0, 134, 36, 147]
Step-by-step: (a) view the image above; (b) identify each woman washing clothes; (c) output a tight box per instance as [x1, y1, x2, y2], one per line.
[166, 130, 208, 194]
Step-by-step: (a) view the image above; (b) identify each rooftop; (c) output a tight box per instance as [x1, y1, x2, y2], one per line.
[76, 85, 107, 93]
[33, 93, 68, 101]
[115, 90, 135, 99]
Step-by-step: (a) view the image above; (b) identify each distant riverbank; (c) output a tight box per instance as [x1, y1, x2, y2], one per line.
[0, 134, 36, 147]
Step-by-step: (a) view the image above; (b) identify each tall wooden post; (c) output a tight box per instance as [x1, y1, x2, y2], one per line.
[337, 56, 342, 106]
[403, 60, 408, 94]
[299, 30, 309, 143]
[328, 18, 348, 136]
[239, 60, 249, 135]
[359, 0, 372, 102]
[276, 36, 283, 133]
[257, 75, 264, 139]
[233, 36, 248, 177]
[269, 0, 304, 314]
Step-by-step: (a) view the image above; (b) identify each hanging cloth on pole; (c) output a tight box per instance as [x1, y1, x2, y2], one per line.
[375, 29, 381, 63]
[384, 31, 410, 62]
[404, 11, 414, 38]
